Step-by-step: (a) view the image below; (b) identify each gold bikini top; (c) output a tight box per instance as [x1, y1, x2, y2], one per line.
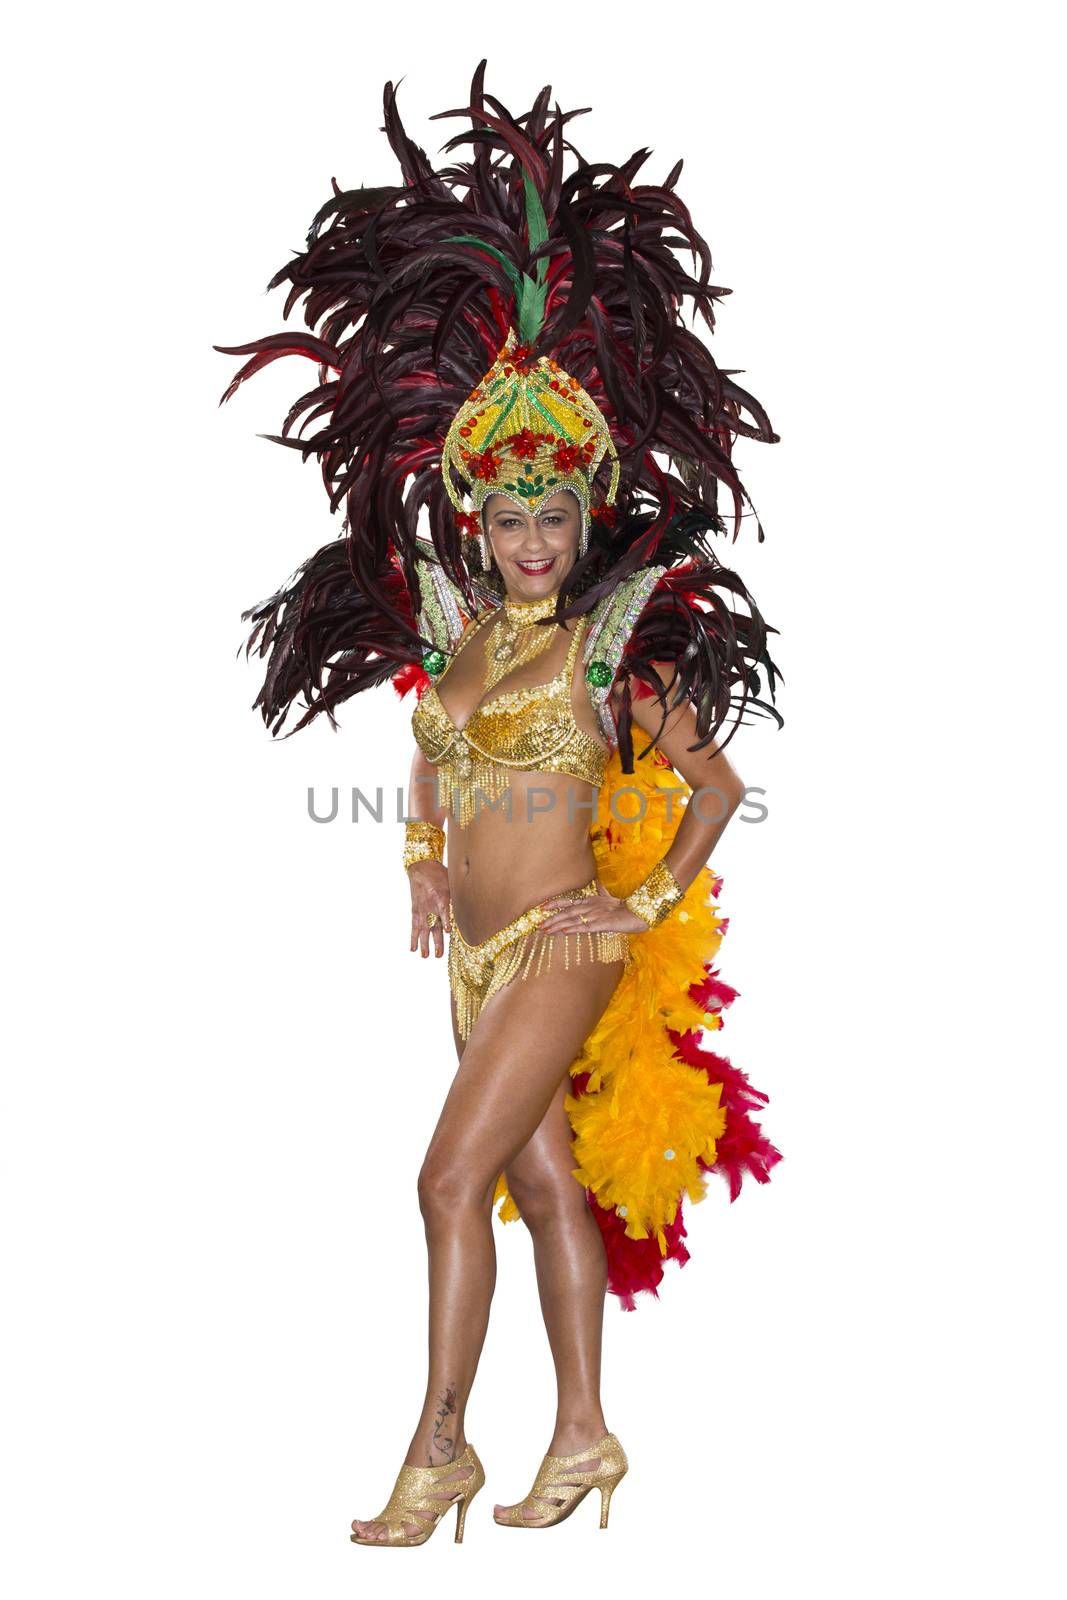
[411, 610, 609, 826]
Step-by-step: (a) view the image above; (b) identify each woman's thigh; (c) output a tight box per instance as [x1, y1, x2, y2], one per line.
[427, 954, 626, 1201]
[503, 1070, 591, 1223]
[451, 996, 585, 1219]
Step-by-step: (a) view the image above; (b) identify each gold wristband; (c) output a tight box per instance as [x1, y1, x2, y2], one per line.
[623, 859, 684, 930]
[403, 819, 445, 870]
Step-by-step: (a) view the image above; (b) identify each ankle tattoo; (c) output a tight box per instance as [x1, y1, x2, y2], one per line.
[429, 1382, 459, 1464]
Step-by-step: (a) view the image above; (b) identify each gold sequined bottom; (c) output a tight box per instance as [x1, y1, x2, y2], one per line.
[448, 877, 634, 1042]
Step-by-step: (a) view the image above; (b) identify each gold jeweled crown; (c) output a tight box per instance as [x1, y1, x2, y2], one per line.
[441, 327, 620, 527]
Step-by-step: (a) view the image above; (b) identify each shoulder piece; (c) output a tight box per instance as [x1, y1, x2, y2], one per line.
[581, 565, 669, 746]
[413, 538, 500, 652]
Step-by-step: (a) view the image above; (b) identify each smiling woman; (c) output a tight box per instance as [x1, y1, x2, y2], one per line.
[483, 489, 583, 587]
[216, 61, 785, 1547]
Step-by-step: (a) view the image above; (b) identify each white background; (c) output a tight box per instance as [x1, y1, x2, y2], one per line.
[3, 3, 1062, 1596]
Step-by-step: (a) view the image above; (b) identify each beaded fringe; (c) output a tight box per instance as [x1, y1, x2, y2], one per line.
[437, 759, 513, 828]
[449, 920, 633, 1042]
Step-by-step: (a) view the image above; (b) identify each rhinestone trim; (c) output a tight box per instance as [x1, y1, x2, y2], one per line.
[581, 565, 668, 745]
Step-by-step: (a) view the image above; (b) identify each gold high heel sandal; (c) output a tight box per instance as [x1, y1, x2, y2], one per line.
[492, 1432, 628, 1529]
[350, 1442, 485, 1546]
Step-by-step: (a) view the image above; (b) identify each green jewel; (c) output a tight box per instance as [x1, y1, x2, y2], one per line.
[586, 658, 612, 688]
[422, 648, 448, 676]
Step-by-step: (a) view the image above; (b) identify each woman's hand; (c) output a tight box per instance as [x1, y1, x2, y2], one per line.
[408, 860, 452, 959]
[537, 879, 652, 936]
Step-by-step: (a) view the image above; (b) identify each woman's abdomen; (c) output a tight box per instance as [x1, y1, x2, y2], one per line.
[446, 772, 601, 944]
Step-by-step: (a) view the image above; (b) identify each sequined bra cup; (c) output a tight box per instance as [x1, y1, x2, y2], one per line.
[411, 612, 609, 826]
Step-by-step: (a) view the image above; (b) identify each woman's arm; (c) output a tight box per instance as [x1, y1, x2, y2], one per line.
[408, 743, 450, 833]
[405, 746, 452, 959]
[614, 661, 746, 895]
[539, 661, 746, 938]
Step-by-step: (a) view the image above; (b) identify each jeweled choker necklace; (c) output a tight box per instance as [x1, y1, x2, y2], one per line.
[502, 592, 560, 626]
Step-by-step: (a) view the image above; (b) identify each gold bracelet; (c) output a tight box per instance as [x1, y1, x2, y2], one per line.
[403, 819, 445, 871]
[623, 859, 684, 929]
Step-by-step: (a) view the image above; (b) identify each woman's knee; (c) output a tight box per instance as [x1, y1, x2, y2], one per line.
[507, 1165, 589, 1232]
[417, 1150, 495, 1221]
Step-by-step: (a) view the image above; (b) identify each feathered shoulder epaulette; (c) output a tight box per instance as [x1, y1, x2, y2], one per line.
[606, 546, 783, 772]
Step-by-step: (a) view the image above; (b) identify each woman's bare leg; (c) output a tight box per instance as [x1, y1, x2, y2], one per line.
[490, 1076, 613, 1521]
[350, 950, 625, 1541]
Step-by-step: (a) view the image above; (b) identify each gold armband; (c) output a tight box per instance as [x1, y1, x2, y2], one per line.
[403, 819, 445, 870]
[623, 859, 684, 930]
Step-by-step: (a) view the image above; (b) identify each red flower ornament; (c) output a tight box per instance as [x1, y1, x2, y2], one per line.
[467, 449, 502, 482]
[507, 428, 540, 460]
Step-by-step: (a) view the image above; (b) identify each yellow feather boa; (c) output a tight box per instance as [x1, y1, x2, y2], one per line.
[492, 742, 729, 1255]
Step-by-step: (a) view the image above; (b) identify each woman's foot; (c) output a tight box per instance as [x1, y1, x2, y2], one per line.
[492, 1418, 610, 1525]
[352, 1385, 472, 1544]
[351, 1436, 474, 1543]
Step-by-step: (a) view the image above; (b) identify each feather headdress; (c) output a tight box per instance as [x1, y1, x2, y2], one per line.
[215, 61, 783, 762]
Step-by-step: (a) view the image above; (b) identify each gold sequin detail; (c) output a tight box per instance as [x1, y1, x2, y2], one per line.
[492, 1431, 629, 1529]
[402, 819, 445, 869]
[447, 879, 633, 1041]
[351, 1441, 485, 1546]
[411, 613, 609, 827]
[623, 859, 685, 929]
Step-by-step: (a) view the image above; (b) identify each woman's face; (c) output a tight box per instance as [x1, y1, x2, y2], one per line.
[481, 490, 583, 602]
